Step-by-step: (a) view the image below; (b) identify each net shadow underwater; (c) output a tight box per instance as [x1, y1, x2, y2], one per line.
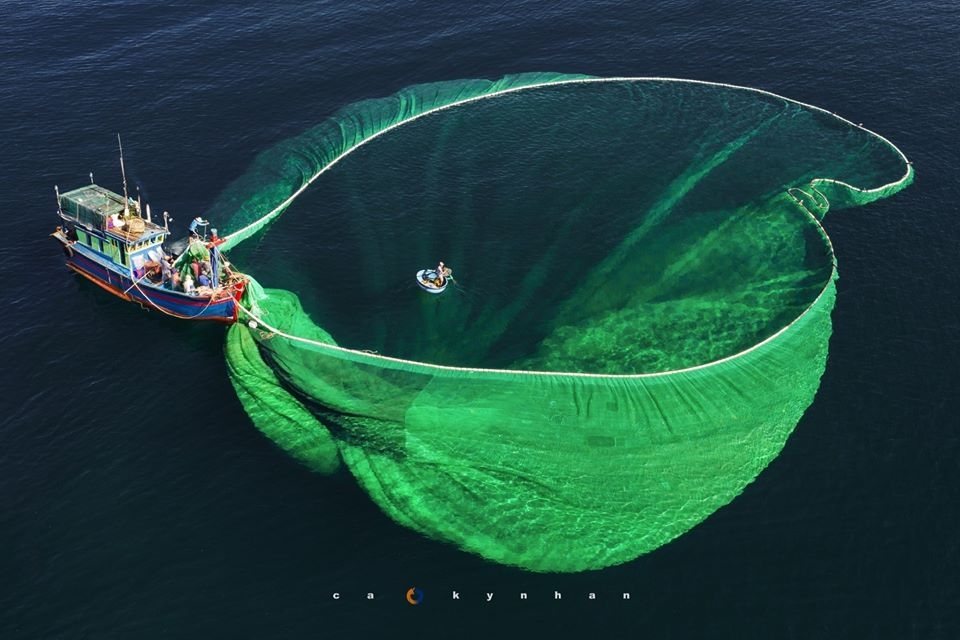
[210, 74, 912, 572]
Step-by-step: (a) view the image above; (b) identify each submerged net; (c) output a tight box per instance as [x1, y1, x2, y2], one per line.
[213, 74, 912, 572]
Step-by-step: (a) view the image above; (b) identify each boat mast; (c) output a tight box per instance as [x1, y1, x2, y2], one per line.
[117, 133, 130, 216]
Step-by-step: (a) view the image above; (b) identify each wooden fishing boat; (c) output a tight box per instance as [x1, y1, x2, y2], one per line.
[51, 138, 247, 323]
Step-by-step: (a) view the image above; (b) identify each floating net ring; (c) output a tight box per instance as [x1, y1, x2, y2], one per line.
[216, 74, 913, 572]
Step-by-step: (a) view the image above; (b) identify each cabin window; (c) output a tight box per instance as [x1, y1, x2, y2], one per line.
[119, 244, 127, 266]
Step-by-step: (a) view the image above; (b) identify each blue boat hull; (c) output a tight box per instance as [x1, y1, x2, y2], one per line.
[63, 244, 242, 323]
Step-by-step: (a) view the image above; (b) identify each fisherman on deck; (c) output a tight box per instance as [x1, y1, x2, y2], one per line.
[206, 228, 225, 288]
[188, 216, 209, 238]
[160, 256, 178, 289]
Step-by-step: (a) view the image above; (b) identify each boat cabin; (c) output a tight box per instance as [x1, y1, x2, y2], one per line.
[57, 183, 168, 279]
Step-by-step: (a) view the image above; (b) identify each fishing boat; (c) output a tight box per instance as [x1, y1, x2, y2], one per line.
[51, 138, 247, 323]
[416, 262, 452, 294]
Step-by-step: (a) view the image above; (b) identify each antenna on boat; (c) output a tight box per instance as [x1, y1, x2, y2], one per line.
[89, 172, 94, 184]
[163, 210, 171, 231]
[117, 133, 129, 216]
[55, 185, 63, 215]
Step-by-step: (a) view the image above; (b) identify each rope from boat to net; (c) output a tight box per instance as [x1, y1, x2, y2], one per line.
[130, 278, 220, 320]
[123, 270, 152, 294]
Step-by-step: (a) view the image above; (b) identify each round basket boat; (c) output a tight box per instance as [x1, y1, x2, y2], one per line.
[416, 269, 447, 294]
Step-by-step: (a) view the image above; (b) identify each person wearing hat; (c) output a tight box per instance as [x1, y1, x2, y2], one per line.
[188, 216, 209, 237]
[432, 261, 450, 287]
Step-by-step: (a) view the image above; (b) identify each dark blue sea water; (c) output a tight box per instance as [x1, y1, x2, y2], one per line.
[1, 1, 958, 637]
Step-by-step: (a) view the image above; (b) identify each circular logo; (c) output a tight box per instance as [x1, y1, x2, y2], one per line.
[406, 587, 424, 605]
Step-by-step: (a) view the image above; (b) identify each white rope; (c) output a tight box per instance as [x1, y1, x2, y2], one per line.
[130, 278, 221, 320]
[787, 186, 830, 218]
[123, 270, 151, 294]
[224, 75, 909, 380]
[222, 75, 913, 248]
[235, 207, 834, 385]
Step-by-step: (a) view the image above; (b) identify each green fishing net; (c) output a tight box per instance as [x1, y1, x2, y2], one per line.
[213, 74, 912, 572]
